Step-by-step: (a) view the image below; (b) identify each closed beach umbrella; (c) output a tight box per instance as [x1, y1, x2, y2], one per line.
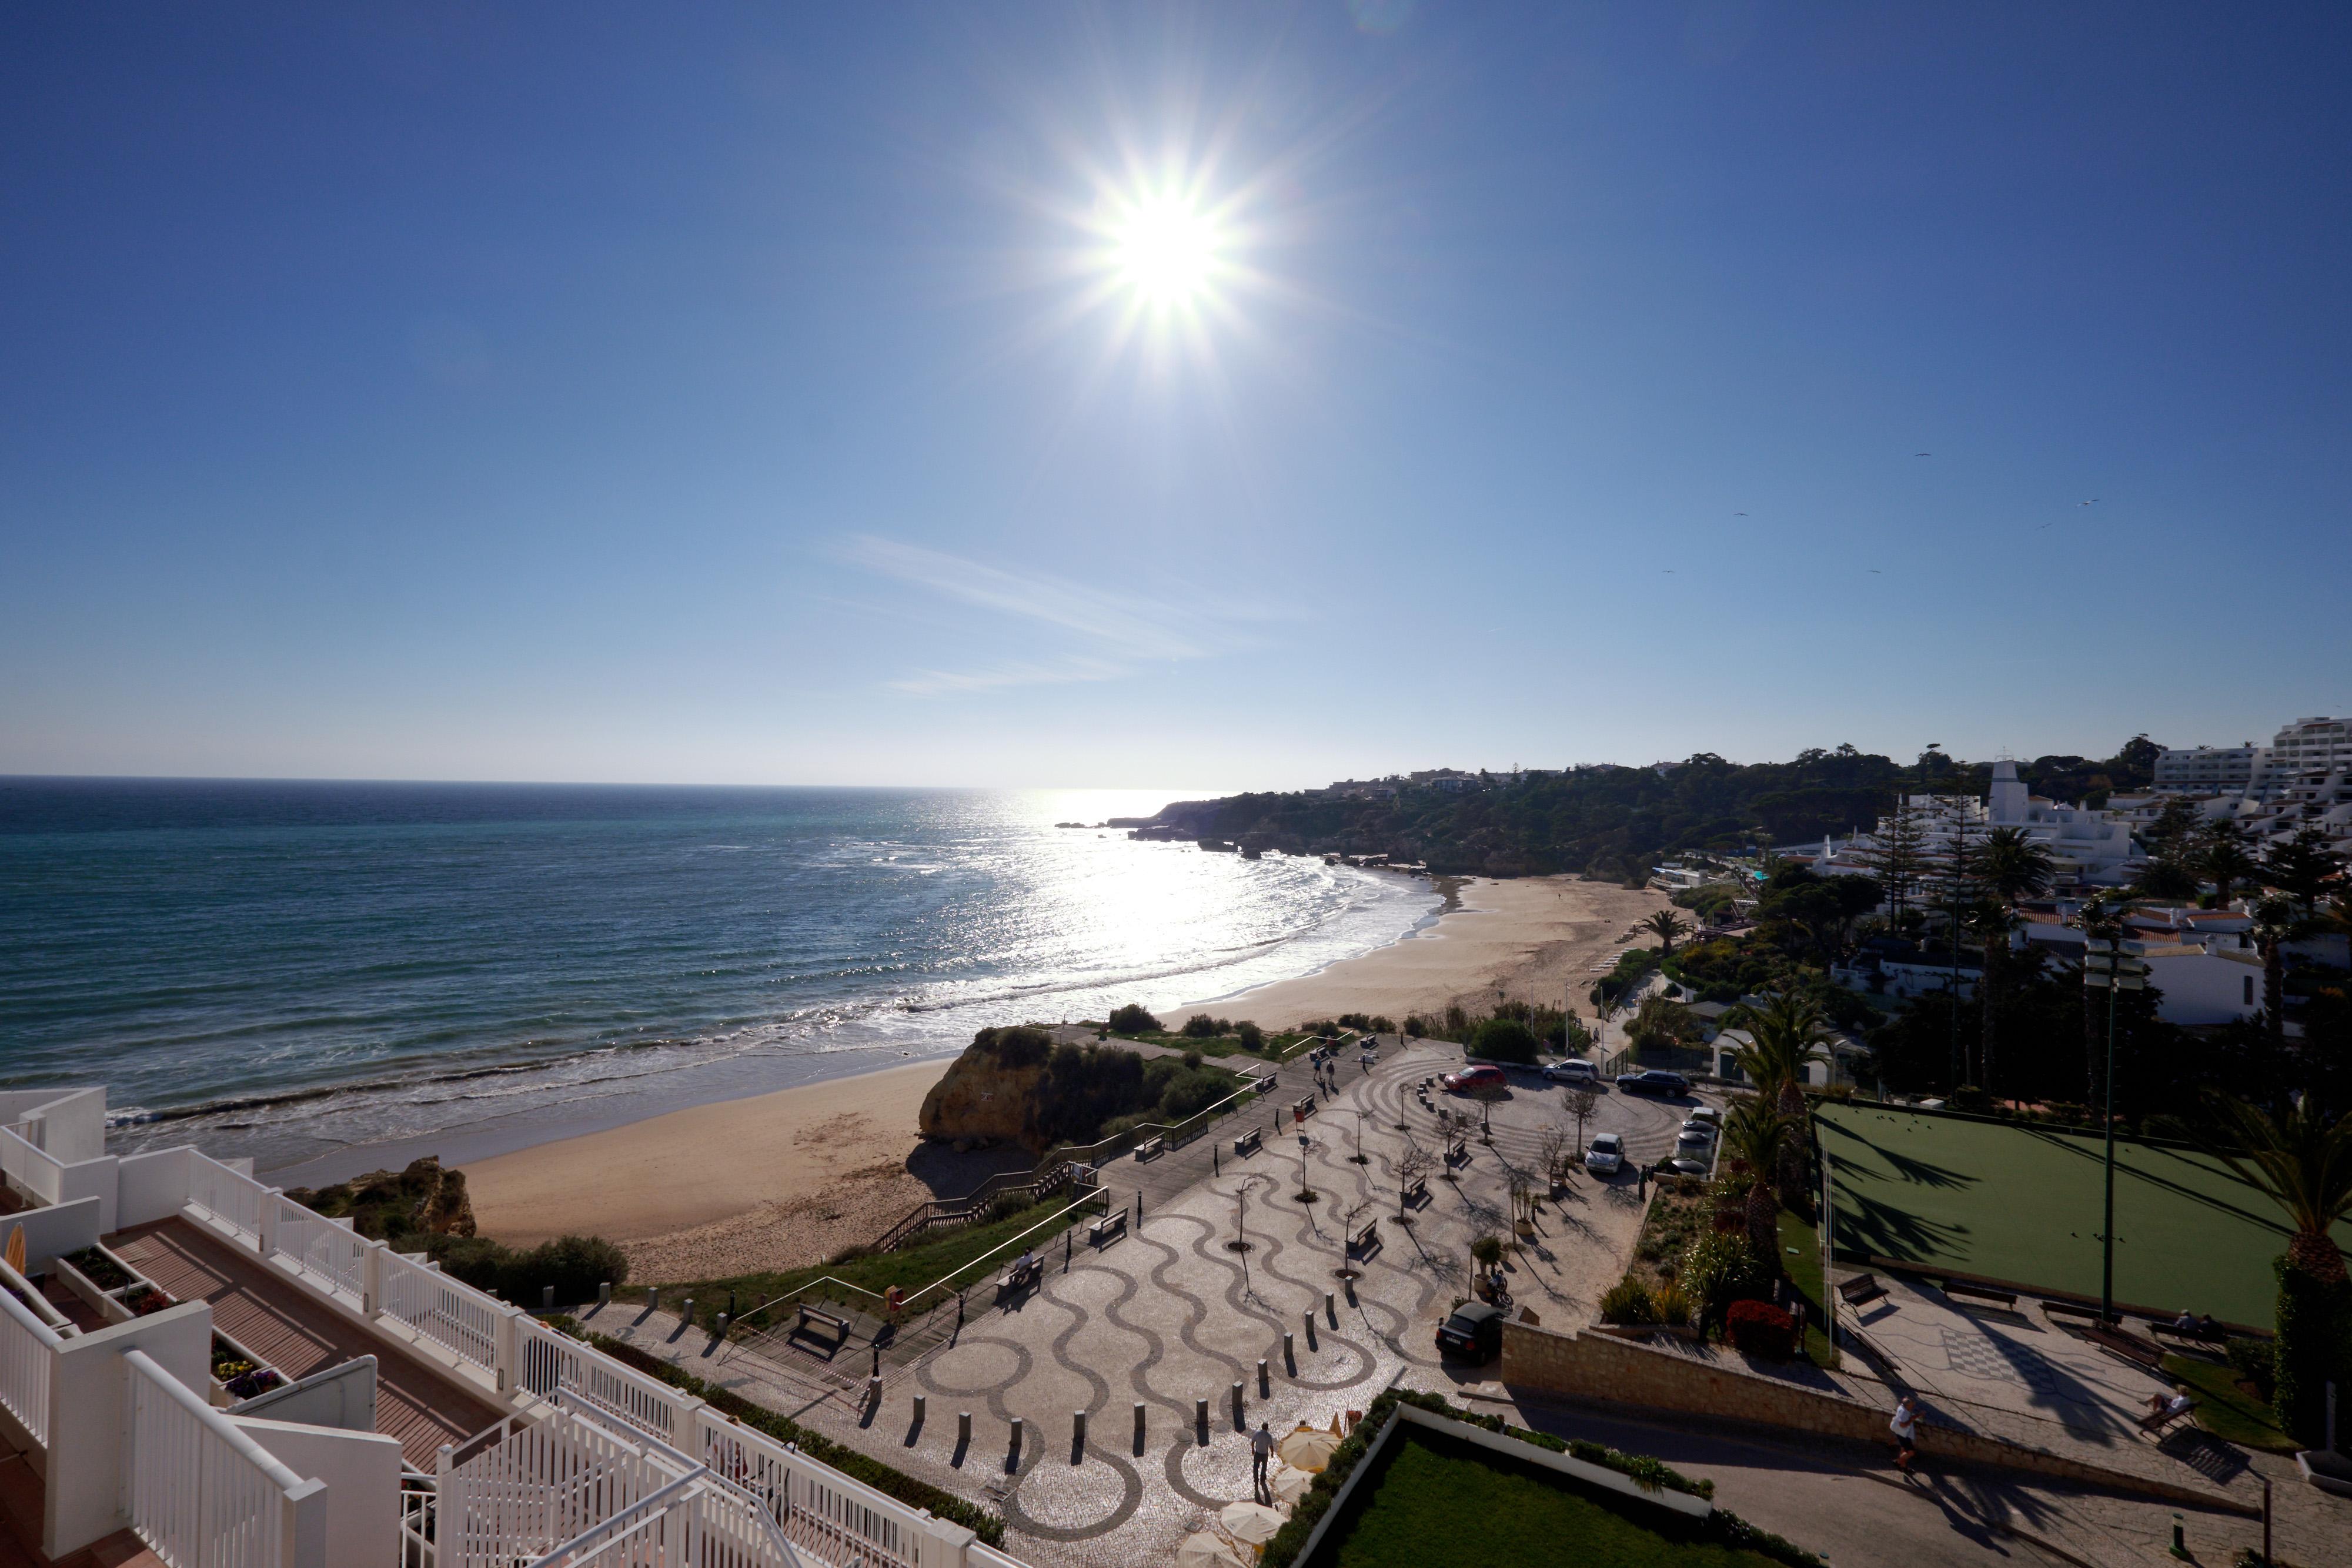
[1267, 1463, 1314, 1506]
[1275, 1424, 1341, 1472]
[1219, 1500, 1285, 1545]
[4, 1226, 21, 1276]
[1177, 1531, 1248, 1568]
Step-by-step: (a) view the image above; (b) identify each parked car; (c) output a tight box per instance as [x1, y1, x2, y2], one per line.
[1435, 1300, 1504, 1362]
[1542, 1059, 1599, 1085]
[1583, 1133, 1625, 1175]
[1442, 1065, 1508, 1094]
[1687, 1105, 1722, 1128]
[1613, 1069, 1692, 1096]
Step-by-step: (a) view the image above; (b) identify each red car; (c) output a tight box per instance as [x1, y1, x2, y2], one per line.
[1441, 1065, 1506, 1094]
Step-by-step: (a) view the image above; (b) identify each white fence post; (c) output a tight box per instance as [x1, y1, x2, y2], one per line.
[361, 1238, 385, 1316]
[493, 1307, 522, 1393]
[256, 1189, 280, 1259]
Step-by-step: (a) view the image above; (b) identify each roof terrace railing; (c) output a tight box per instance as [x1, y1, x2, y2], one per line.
[0, 1274, 63, 1452]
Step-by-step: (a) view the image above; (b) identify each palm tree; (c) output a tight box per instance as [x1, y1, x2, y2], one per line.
[2250, 897, 2302, 1055]
[2196, 818, 2259, 909]
[1719, 1096, 1793, 1270]
[1729, 989, 1826, 1206]
[2181, 1092, 2352, 1444]
[1642, 909, 1692, 957]
[1974, 828, 2053, 1099]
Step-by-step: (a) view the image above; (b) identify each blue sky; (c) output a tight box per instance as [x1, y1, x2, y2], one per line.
[4, 4, 2348, 790]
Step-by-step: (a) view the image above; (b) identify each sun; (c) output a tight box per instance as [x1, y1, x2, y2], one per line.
[1110, 193, 1225, 309]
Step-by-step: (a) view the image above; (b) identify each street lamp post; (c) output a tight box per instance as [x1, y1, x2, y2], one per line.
[2082, 936, 2147, 1323]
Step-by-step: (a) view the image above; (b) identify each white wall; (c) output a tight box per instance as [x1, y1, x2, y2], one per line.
[235, 1355, 377, 1433]
[19, 1089, 108, 1164]
[228, 1415, 401, 1568]
[2143, 950, 2263, 1026]
[115, 1146, 196, 1230]
[2, 1195, 101, 1271]
[45, 1299, 212, 1558]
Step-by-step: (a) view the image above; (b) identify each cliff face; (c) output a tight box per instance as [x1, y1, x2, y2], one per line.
[917, 1024, 1055, 1152]
[283, 1155, 477, 1241]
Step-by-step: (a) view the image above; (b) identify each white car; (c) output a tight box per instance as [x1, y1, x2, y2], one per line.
[1542, 1059, 1599, 1085]
[1583, 1133, 1624, 1175]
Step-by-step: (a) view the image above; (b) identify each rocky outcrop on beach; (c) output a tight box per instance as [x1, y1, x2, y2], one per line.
[283, 1155, 477, 1241]
[917, 1024, 1055, 1152]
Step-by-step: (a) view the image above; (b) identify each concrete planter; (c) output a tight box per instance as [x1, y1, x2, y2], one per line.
[2296, 1449, 2352, 1498]
[49, 1252, 135, 1326]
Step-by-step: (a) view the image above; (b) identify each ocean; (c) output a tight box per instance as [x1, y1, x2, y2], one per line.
[0, 778, 1436, 1178]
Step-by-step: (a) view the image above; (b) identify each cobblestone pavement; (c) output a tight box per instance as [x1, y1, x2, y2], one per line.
[597, 1039, 1698, 1567]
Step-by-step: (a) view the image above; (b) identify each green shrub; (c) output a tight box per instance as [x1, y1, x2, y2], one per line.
[1237, 1021, 1265, 1051]
[1651, 1283, 1693, 1326]
[428, 1232, 629, 1306]
[1600, 1276, 1658, 1325]
[2273, 1256, 2352, 1446]
[1726, 1299, 1799, 1358]
[1679, 1228, 1767, 1331]
[1470, 1233, 1505, 1268]
[1106, 1004, 1161, 1033]
[2225, 1335, 2275, 1397]
[1469, 1017, 1541, 1065]
[1180, 1013, 1220, 1038]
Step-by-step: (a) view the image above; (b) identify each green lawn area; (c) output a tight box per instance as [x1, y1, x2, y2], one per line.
[1775, 1209, 1836, 1368]
[659, 1189, 1109, 1316]
[2161, 1353, 2297, 1454]
[1327, 1426, 1786, 1568]
[1816, 1102, 2352, 1329]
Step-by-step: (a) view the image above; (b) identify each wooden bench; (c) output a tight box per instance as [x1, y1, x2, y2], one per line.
[1444, 1138, 1469, 1166]
[1135, 1136, 1166, 1162]
[995, 1259, 1041, 1298]
[1942, 1280, 2019, 1313]
[2149, 1320, 2226, 1349]
[1401, 1175, 1429, 1208]
[2089, 1324, 2165, 1372]
[2041, 1298, 2108, 1328]
[1293, 1095, 1316, 1121]
[794, 1305, 852, 1346]
[1348, 1219, 1380, 1257]
[2138, 1399, 2199, 1437]
[1835, 1273, 1887, 1309]
[1234, 1128, 1262, 1158]
[1087, 1210, 1127, 1246]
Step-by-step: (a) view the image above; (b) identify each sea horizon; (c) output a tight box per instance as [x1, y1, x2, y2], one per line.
[0, 775, 1436, 1182]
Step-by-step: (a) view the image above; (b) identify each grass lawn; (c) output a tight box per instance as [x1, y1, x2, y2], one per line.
[1327, 1426, 1785, 1568]
[2161, 1353, 2297, 1454]
[1775, 1208, 1836, 1369]
[664, 1189, 1109, 1315]
[1816, 1102, 2352, 1329]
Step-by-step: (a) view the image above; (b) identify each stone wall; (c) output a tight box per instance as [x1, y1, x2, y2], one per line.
[1500, 1320, 2255, 1516]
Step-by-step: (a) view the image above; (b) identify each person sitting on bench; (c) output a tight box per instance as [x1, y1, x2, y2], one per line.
[2171, 1308, 2197, 1335]
[1014, 1249, 1037, 1279]
[2197, 1313, 2219, 1338]
[2144, 1386, 2194, 1422]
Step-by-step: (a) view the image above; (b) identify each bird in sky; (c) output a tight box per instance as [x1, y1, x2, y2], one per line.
[1734, 511, 1747, 516]
[1662, 569, 1675, 573]
[1870, 569, 1882, 574]
[2080, 497, 2100, 506]
[1914, 452, 1931, 457]
[2036, 521, 2054, 530]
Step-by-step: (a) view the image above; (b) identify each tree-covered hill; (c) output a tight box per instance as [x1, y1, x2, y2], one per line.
[1146, 737, 2160, 883]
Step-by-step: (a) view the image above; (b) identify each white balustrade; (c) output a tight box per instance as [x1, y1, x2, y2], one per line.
[438, 1405, 666, 1568]
[0, 1281, 62, 1452]
[122, 1348, 321, 1568]
[696, 1408, 948, 1568]
[268, 1196, 366, 1305]
[517, 1318, 684, 1446]
[185, 1153, 272, 1247]
[379, 1249, 503, 1377]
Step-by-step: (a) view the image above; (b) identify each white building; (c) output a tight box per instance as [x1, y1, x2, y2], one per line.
[0, 1084, 1025, 1568]
[2149, 716, 2352, 858]
[1835, 761, 2143, 894]
[2154, 744, 2263, 794]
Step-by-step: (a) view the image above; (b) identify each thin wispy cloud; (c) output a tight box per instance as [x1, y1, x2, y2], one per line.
[838, 536, 1264, 694]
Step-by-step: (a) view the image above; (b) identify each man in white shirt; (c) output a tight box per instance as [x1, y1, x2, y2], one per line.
[1250, 1421, 1275, 1497]
[1889, 1393, 1920, 1473]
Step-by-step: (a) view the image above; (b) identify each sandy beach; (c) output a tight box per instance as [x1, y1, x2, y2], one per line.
[464, 874, 1672, 1282]
[1153, 874, 1673, 1029]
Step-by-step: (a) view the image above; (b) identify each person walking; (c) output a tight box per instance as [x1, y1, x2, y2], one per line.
[1889, 1393, 1921, 1474]
[1250, 1421, 1275, 1499]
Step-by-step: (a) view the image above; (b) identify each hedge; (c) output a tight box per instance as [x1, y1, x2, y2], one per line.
[583, 1333, 1004, 1548]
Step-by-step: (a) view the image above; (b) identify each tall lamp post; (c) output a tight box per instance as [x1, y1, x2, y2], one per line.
[2082, 935, 2147, 1323]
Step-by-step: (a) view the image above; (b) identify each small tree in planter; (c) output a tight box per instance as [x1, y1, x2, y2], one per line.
[1725, 1299, 1800, 1359]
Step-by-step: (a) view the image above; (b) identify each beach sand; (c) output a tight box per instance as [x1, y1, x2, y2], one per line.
[465, 874, 1673, 1282]
[1154, 874, 1673, 1030]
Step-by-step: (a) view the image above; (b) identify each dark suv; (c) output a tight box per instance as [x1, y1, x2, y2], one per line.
[1435, 1301, 1504, 1363]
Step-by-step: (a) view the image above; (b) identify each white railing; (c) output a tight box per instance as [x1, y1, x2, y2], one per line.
[0, 1281, 62, 1451]
[696, 1411, 931, 1568]
[123, 1347, 319, 1568]
[437, 1405, 667, 1568]
[269, 1196, 366, 1305]
[185, 1152, 272, 1246]
[0, 1125, 66, 1207]
[380, 1249, 502, 1378]
[516, 1318, 684, 1447]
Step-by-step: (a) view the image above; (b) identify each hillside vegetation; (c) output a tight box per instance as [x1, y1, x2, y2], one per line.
[1144, 739, 2160, 882]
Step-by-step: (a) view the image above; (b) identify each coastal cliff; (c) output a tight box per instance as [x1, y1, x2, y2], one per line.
[918, 1024, 1054, 1151]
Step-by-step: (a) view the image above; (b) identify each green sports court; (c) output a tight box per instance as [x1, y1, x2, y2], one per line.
[1816, 1102, 2352, 1331]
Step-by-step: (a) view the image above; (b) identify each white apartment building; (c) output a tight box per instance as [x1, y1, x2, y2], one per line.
[2153, 744, 2262, 794]
[2150, 716, 2352, 855]
[0, 1085, 1024, 1568]
[1835, 761, 2143, 894]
